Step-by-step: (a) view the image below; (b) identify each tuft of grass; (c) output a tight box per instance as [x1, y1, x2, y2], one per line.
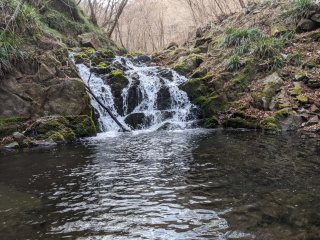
[253, 37, 285, 59]
[293, 0, 314, 11]
[0, 34, 28, 77]
[225, 54, 241, 71]
[221, 28, 262, 48]
[271, 56, 284, 71]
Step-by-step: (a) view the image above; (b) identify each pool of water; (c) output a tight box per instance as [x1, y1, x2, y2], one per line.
[0, 130, 319, 240]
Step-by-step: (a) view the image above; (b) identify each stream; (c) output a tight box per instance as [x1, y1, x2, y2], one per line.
[0, 130, 319, 239]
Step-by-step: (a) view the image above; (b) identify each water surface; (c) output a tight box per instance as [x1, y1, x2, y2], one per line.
[0, 130, 319, 239]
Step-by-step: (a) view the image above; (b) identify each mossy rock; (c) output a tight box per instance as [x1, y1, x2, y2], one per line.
[261, 116, 281, 131]
[74, 52, 89, 64]
[66, 115, 96, 138]
[180, 73, 213, 101]
[275, 108, 290, 118]
[173, 55, 204, 75]
[25, 115, 96, 140]
[47, 131, 65, 142]
[223, 117, 258, 129]
[296, 94, 309, 103]
[196, 94, 229, 117]
[0, 116, 29, 138]
[202, 116, 220, 128]
[100, 49, 115, 58]
[126, 52, 144, 58]
[110, 70, 129, 91]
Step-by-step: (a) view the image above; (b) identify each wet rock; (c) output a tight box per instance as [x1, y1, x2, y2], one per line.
[297, 19, 318, 32]
[126, 80, 141, 114]
[158, 69, 174, 81]
[124, 113, 151, 129]
[156, 86, 171, 110]
[78, 33, 101, 50]
[104, 70, 129, 115]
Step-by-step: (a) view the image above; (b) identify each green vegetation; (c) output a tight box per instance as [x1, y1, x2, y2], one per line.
[221, 28, 262, 48]
[225, 54, 241, 71]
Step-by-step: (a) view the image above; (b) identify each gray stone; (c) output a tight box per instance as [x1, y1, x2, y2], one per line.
[12, 132, 26, 143]
[297, 19, 318, 32]
[78, 33, 101, 50]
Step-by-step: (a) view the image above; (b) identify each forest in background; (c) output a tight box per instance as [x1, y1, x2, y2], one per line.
[79, 0, 261, 52]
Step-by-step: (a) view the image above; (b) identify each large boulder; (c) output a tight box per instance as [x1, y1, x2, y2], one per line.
[78, 33, 102, 50]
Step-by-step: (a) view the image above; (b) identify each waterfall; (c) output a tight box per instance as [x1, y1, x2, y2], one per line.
[75, 55, 197, 132]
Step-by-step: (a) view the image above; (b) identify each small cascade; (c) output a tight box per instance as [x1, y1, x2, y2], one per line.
[75, 55, 197, 132]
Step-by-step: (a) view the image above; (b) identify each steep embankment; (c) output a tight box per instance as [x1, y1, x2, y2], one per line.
[0, 0, 117, 148]
[155, 0, 320, 136]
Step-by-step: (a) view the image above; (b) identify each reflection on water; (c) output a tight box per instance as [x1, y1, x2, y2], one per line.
[0, 130, 319, 240]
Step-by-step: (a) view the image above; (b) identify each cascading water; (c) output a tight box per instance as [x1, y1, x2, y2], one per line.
[75, 55, 197, 132]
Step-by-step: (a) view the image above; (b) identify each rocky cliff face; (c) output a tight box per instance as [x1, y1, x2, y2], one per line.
[155, 0, 320, 136]
[0, 0, 117, 147]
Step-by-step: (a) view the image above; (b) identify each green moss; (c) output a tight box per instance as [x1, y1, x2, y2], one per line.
[74, 52, 89, 63]
[97, 61, 110, 68]
[126, 52, 144, 58]
[289, 83, 302, 96]
[202, 117, 219, 128]
[275, 108, 290, 118]
[261, 117, 281, 131]
[180, 74, 213, 101]
[173, 55, 203, 75]
[47, 131, 65, 142]
[296, 94, 308, 103]
[173, 61, 189, 75]
[66, 115, 96, 138]
[100, 49, 115, 58]
[0, 116, 29, 137]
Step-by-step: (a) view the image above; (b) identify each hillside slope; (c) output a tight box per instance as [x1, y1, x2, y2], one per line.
[0, 0, 116, 147]
[155, 0, 320, 136]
